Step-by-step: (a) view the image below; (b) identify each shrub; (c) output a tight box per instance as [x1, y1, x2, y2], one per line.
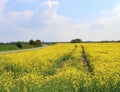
[16, 41, 24, 48]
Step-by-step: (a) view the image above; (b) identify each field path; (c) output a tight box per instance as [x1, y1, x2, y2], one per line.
[81, 45, 93, 75]
[0, 45, 47, 54]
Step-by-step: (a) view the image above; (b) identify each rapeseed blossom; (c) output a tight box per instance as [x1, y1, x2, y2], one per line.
[0, 43, 120, 92]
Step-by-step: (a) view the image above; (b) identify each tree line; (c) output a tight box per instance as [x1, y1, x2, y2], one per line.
[0, 38, 120, 46]
[16, 39, 42, 48]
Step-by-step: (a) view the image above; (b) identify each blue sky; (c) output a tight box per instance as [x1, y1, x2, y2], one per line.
[58, 0, 118, 20]
[0, 0, 120, 42]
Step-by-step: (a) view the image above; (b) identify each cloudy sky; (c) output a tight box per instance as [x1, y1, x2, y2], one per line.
[0, 0, 120, 42]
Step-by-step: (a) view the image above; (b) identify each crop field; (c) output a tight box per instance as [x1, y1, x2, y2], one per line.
[0, 45, 20, 52]
[0, 43, 120, 92]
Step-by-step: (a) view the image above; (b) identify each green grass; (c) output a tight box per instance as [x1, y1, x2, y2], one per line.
[0, 44, 42, 52]
[0, 45, 20, 52]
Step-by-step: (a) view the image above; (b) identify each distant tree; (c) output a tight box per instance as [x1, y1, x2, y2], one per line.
[71, 38, 82, 43]
[117, 40, 120, 42]
[16, 41, 24, 48]
[35, 39, 41, 46]
[29, 39, 35, 45]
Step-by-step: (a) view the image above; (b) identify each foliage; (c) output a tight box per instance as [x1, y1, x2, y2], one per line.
[16, 41, 24, 48]
[29, 39, 35, 45]
[29, 39, 42, 46]
[71, 38, 82, 43]
[34, 40, 41, 46]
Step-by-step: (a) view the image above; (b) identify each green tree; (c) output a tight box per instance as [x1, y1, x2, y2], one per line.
[71, 38, 82, 43]
[35, 40, 41, 46]
[29, 39, 35, 45]
[16, 41, 24, 48]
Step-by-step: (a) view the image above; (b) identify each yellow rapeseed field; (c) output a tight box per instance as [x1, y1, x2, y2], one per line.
[0, 43, 120, 92]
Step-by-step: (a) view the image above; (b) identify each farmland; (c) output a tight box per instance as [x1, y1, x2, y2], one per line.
[0, 45, 20, 52]
[0, 43, 120, 92]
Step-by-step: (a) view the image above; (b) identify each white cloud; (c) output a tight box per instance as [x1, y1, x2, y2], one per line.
[0, 0, 120, 42]
[0, 0, 8, 32]
[112, 4, 120, 15]
[0, 0, 7, 12]
[85, 4, 120, 41]
[0, 0, 73, 42]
